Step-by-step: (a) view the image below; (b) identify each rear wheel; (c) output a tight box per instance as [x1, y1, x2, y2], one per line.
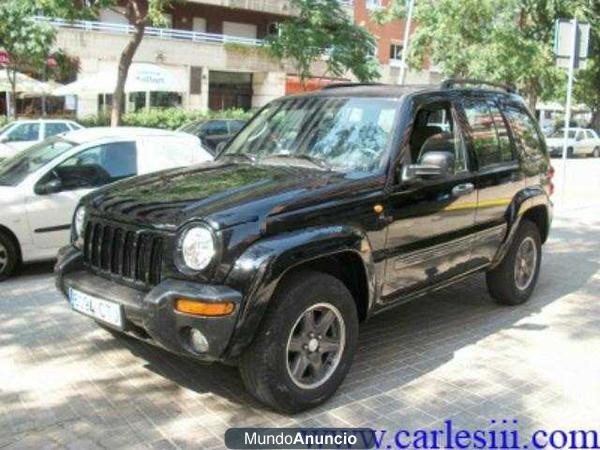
[239, 270, 359, 413]
[567, 147, 574, 158]
[593, 147, 600, 158]
[0, 232, 18, 282]
[486, 220, 541, 305]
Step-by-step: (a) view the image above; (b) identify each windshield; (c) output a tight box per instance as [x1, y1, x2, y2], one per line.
[221, 97, 398, 173]
[0, 137, 76, 186]
[550, 129, 576, 139]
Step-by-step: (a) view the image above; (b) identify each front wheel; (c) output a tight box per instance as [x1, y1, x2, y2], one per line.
[592, 147, 600, 158]
[486, 220, 542, 305]
[239, 270, 358, 413]
[0, 232, 19, 282]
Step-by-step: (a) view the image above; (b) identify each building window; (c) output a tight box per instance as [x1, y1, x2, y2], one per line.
[366, 0, 382, 10]
[193, 17, 207, 33]
[267, 22, 279, 36]
[390, 43, 403, 65]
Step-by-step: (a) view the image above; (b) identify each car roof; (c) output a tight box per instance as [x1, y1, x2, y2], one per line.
[62, 127, 197, 144]
[286, 83, 522, 102]
[11, 119, 76, 123]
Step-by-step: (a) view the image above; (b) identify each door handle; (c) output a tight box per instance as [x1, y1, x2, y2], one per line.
[452, 182, 475, 197]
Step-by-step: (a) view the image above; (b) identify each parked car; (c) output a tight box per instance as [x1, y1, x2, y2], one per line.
[0, 127, 212, 280]
[178, 119, 246, 153]
[545, 127, 600, 158]
[0, 119, 83, 159]
[56, 81, 553, 413]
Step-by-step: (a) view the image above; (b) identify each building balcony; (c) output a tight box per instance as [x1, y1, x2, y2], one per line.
[185, 0, 353, 16]
[34, 16, 266, 47]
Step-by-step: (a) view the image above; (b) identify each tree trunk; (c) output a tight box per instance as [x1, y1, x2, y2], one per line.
[9, 68, 17, 120]
[111, 20, 147, 127]
[527, 93, 537, 115]
[590, 109, 600, 130]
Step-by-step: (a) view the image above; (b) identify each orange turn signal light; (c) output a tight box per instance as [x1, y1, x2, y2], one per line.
[175, 299, 235, 317]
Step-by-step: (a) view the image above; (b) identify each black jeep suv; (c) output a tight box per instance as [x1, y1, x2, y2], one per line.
[56, 80, 553, 413]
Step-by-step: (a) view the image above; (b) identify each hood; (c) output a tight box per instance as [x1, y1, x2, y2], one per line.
[87, 160, 381, 230]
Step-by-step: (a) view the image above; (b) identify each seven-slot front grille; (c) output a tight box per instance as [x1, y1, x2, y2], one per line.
[83, 219, 164, 288]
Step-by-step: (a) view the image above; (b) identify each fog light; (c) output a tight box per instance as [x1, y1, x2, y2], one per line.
[189, 328, 209, 353]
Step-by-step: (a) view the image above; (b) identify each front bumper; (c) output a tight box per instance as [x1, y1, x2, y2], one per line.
[55, 246, 242, 362]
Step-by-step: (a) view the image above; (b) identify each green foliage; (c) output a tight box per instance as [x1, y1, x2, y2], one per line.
[383, 0, 580, 108]
[0, 0, 57, 117]
[573, 0, 600, 128]
[267, 0, 380, 83]
[78, 108, 253, 130]
[223, 43, 275, 60]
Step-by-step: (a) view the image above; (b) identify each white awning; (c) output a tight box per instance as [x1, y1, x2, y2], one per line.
[0, 71, 46, 93]
[53, 63, 185, 96]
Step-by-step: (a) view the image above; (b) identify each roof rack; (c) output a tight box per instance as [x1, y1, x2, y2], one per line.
[441, 78, 517, 94]
[321, 82, 384, 90]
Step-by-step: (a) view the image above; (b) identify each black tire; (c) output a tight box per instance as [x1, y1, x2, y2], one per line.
[567, 147, 574, 158]
[486, 220, 542, 306]
[593, 147, 600, 158]
[239, 270, 359, 414]
[0, 232, 19, 281]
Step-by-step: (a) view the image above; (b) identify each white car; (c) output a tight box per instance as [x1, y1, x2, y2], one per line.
[0, 127, 213, 280]
[546, 128, 600, 158]
[0, 119, 83, 159]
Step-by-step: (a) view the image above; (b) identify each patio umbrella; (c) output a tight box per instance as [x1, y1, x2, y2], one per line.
[53, 63, 185, 96]
[1, 70, 48, 117]
[0, 70, 46, 93]
[18, 80, 64, 98]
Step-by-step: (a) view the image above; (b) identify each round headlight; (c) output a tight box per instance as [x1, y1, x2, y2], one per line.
[181, 226, 215, 271]
[74, 206, 86, 239]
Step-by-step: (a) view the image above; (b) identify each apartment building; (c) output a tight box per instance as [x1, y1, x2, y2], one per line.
[353, 0, 441, 85]
[40, 0, 436, 118]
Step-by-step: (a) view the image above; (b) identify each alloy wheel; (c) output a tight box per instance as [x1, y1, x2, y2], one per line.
[286, 302, 346, 389]
[0, 242, 7, 274]
[514, 236, 537, 291]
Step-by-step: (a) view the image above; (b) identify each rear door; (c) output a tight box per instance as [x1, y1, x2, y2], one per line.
[461, 96, 523, 263]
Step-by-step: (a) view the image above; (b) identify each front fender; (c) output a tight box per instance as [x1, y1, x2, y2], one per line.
[490, 185, 552, 268]
[223, 225, 376, 359]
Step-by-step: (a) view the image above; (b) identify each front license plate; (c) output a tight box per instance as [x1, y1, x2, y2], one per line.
[68, 288, 124, 329]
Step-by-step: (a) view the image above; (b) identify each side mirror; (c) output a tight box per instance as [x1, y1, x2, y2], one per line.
[402, 151, 454, 183]
[36, 178, 63, 195]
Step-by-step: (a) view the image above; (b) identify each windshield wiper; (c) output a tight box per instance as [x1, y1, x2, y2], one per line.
[262, 153, 332, 171]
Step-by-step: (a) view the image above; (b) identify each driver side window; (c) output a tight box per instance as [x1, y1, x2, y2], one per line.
[409, 101, 467, 174]
[43, 141, 137, 192]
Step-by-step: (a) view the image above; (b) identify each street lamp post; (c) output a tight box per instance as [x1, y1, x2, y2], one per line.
[398, 0, 415, 85]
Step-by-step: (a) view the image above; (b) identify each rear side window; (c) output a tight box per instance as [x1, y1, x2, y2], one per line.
[45, 123, 70, 138]
[463, 99, 514, 168]
[503, 105, 546, 160]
